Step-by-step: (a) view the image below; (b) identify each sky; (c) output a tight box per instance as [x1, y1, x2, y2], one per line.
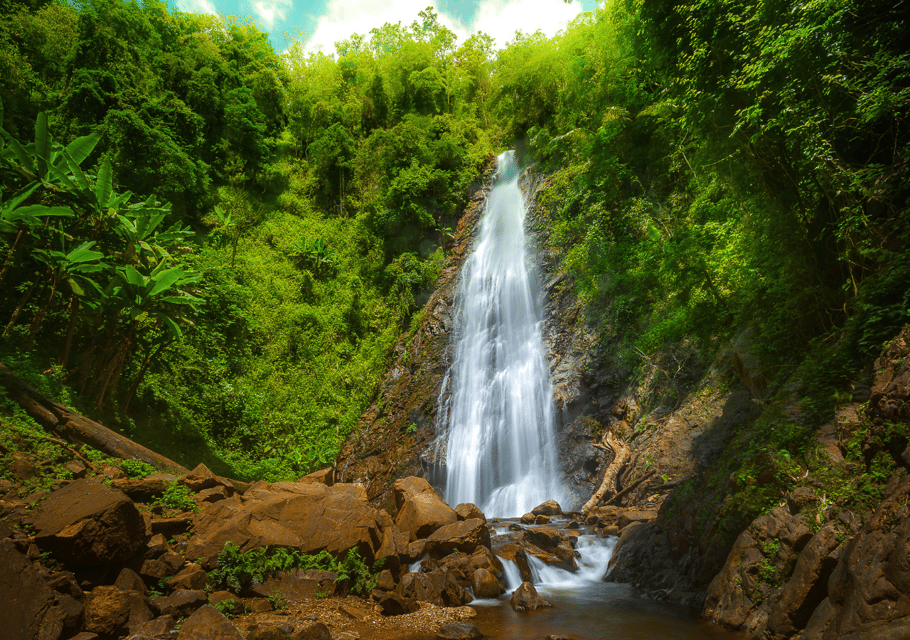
[171, 0, 601, 54]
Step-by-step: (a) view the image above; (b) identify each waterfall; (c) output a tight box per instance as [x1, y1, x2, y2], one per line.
[443, 150, 565, 517]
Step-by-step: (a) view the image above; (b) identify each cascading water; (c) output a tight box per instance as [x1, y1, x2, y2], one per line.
[443, 150, 565, 517]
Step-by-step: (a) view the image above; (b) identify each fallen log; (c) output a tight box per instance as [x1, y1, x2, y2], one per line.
[0, 362, 189, 475]
[581, 430, 631, 514]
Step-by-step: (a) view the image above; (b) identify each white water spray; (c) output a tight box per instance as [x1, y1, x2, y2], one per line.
[443, 151, 565, 517]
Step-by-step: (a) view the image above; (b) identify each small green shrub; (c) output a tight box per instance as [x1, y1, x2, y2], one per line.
[153, 482, 198, 513]
[207, 541, 380, 596]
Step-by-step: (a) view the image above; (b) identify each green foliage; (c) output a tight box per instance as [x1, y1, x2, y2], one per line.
[153, 481, 198, 513]
[207, 541, 379, 596]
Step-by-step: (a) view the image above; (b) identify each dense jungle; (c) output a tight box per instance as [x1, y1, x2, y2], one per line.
[1, 0, 909, 637]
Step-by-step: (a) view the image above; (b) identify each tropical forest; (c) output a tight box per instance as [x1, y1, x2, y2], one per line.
[0, 0, 908, 638]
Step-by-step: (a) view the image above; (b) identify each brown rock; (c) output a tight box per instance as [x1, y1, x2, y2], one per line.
[112, 474, 178, 501]
[168, 564, 208, 591]
[494, 544, 532, 583]
[376, 569, 396, 591]
[146, 533, 170, 558]
[247, 625, 293, 639]
[435, 622, 483, 639]
[766, 523, 841, 639]
[150, 516, 193, 537]
[397, 569, 471, 607]
[83, 585, 154, 637]
[153, 589, 208, 617]
[454, 503, 486, 522]
[425, 518, 491, 555]
[9, 453, 38, 481]
[524, 526, 563, 551]
[340, 603, 368, 621]
[197, 486, 230, 504]
[63, 460, 87, 479]
[114, 567, 147, 593]
[209, 590, 244, 616]
[617, 509, 658, 530]
[372, 590, 419, 615]
[472, 567, 501, 598]
[176, 604, 242, 640]
[395, 489, 458, 541]
[132, 614, 178, 638]
[299, 468, 334, 486]
[391, 477, 436, 513]
[509, 581, 552, 611]
[532, 500, 562, 516]
[249, 598, 273, 613]
[0, 538, 62, 640]
[185, 483, 384, 563]
[180, 463, 220, 492]
[520, 513, 535, 525]
[26, 478, 146, 567]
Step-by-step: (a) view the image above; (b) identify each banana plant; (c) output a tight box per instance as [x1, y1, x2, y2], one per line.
[114, 195, 194, 266]
[80, 260, 201, 407]
[18, 236, 105, 351]
[0, 181, 74, 285]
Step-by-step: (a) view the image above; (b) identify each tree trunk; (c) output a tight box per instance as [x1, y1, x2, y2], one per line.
[3, 276, 40, 338]
[58, 295, 80, 369]
[581, 430, 631, 514]
[0, 229, 26, 286]
[23, 274, 59, 351]
[123, 340, 167, 414]
[0, 361, 189, 475]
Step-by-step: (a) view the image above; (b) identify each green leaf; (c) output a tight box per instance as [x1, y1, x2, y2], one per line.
[124, 265, 145, 287]
[158, 313, 184, 340]
[12, 205, 74, 221]
[62, 150, 91, 191]
[65, 132, 101, 166]
[66, 277, 86, 297]
[95, 158, 113, 209]
[66, 242, 103, 264]
[34, 112, 50, 179]
[1, 130, 35, 175]
[149, 267, 185, 297]
[3, 182, 40, 211]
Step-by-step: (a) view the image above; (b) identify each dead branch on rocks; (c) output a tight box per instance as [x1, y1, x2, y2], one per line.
[581, 430, 631, 514]
[603, 469, 656, 506]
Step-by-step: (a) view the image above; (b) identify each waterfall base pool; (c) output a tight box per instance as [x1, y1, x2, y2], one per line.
[466, 518, 745, 640]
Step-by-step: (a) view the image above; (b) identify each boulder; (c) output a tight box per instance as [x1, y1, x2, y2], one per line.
[494, 544, 532, 583]
[524, 526, 563, 551]
[472, 567, 501, 598]
[0, 538, 67, 640]
[396, 569, 472, 606]
[425, 518, 490, 555]
[766, 523, 841, 639]
[153, 589, 208, 617]
[112, 474, 178, 502]
[454, 503, 486, 522]
[299, 468, 334, 486]
[176, 605, 242, 640]
[185, 482, 384, 563]
[180, 463, 221, 492]
[436, 621, 483, 639]
[376, 569, 396, 591]
[532, 500, 562, 516]
[869, 326, 910, 422]
[26, 478, 146, 567]
[372, 590, 419, 615]
[209, 591, 244, 616]
[197, 486, 230, 504]
[132, 615, 178, 639]
[167, 564, 208, 591]
[395, 486, 458, 541]
[114, 567, 147, 594]
[617, 509, 658, 530]
[510, 581, 552, 611]
[83, 585, 154, 637]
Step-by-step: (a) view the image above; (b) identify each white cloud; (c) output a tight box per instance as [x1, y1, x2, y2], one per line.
[251, 0, 294, 28]
[302, 0, 583, 56]
[176, 0, 219, 16]
[303, 0, 461, 54]
[471, 0, 584, 48]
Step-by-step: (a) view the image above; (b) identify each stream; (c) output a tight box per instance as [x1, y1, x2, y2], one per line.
[437, 151, 742, 638]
